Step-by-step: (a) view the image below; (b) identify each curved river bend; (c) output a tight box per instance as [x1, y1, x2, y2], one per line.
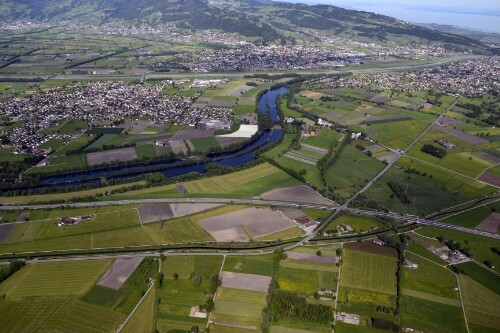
[20, 87, 289, 193]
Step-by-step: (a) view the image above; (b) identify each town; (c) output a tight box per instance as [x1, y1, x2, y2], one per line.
[0, 81, 233, 154]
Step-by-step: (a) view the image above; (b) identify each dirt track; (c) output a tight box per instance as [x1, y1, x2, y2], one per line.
[475, 212, 500, 233]
[220, 271, 271, 292]
[199, 207, 296, 242]
[286, 251, 338, 264]
[478, 172, 500, 187]
[98, 257, 143, 290]
[260, 185, 334, 205]
[87, 147, 137, 166]
[0, 224, 14, 244]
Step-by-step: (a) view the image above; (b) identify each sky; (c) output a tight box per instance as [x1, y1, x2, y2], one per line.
[273, 0, 500, 32]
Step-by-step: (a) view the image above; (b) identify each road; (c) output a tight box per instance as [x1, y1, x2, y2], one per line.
[0, 55, 475, 82]
[1, 197, 498, 240]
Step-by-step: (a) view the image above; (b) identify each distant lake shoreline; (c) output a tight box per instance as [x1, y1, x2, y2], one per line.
[276, 1, 500, 33]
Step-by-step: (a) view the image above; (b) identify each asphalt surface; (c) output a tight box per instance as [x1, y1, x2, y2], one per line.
[0, 197, 498, 240]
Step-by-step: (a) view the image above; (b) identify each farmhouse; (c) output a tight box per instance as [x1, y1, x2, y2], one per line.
[434, 139, 455, 149]
[56, 215, 91, 227]
[57, 217, 79, 226]
[404, 259, 418, 269]
[189, 306, 207, 319]
[336, 312, 360, 325]
[351, 132, 362, 140]
[373, 238, 385, 246]
[337, 224, 354, 233]
[155, 139, 170, 147]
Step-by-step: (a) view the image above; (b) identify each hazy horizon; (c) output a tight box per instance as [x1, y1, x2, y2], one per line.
[273, 0, 500, 32]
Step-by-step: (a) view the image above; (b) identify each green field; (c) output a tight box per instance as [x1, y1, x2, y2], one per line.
[0, 206, 215, 254]
[157, 279, 210, 332]
[326, 214, 382, 233]
[325, 144, 385, 198]
[274, 155, 323, 188]
[278, 266, 335, 296]
[455, 261, 500, 294]
[163, 255, 222, 279]
[212, 287, 268, 327]
[135, 144, 158, 159]
[0, 260, 112, 298]
[223, 255, 275, 276]
[341, 249, 397, 295]
[441, 206, 493, 228]
[301, 128, 341, 150]
[401, 295, 467, 333]
[58, 120, 88, 134]
[190, 136, 220, 152]
[416, 227, 500, 273]
[234, 103, 256, 115]
[365, 157, 495, 216]
[459, 275, 500, 331]
[0, 259, 127, 333]
[112, 163, 301, 200]
[406, 127, 495, 178]
[157, 256, 222, 331]
[403, 252, 459, 300]
[120, 285, 155, 333]
[368, 112, 437, 150]
[337, 287, 396, 323]
[0, 297, 125, 333]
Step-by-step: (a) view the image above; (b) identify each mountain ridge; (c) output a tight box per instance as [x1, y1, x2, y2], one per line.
[0, 0, 495, 53]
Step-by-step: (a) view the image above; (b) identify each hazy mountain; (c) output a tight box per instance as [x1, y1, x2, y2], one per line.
[0, 0, 495, 53]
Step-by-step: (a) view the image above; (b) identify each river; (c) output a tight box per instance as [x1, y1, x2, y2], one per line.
[12, 87, 290, 193]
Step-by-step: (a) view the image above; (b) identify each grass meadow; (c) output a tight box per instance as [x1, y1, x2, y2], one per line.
[340, 249, 397, 295]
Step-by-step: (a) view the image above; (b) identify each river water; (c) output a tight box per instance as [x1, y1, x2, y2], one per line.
[16, 87, 289, 193]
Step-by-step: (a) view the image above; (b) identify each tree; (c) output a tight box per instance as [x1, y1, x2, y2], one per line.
[316, 250, 322, 256]
[173, 273, 179, 280]
[205, 298, 215, 312]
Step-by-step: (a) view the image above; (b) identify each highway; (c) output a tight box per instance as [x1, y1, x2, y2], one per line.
[0, 55, 476, 82]
[0, 197, 498, 240]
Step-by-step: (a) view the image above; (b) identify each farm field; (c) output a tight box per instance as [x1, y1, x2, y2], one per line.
[0, 259, 130, 333]
[459, 275, 500, 332]
[0, 204, 223, 254]
[401, 295, 467, 333]
[0, 181, 145, 205]
[325, 214, 382, 234]
[402, 252, 459, 300]
[110, 163, 302, 200]
[301, 127, 341, 150]
[406, 128, 495, 178]
[199, 207, 300, 242]
[120, 285, 155, 333]
[416, 226, 500, 273]
[365, 157, 495, 216]
[441, 206, 493, 229]
[337, 287, 397, 327]
[274, 155, 323, 188]
[0, 260, 112, 298]
[157, 255, 222, 331]
[325, 144, 385, 198]
[212, 287, 268, 328]
[341, 249, 397, 295]
[454, 261, 500, 294]
[223, 255, 275, 276]
[278, 265, 335, 296]
[156, 279, 211, 332]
